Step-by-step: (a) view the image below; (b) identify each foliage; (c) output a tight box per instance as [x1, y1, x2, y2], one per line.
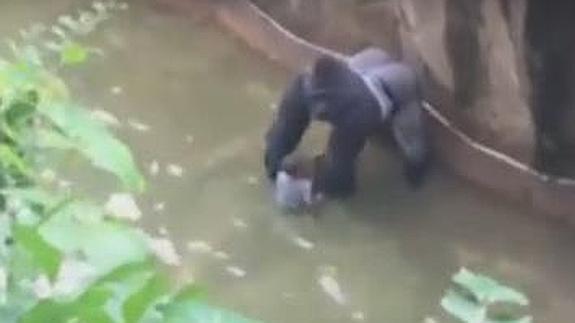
[0, 1, 261, 322]
[439, 268, 532, 323]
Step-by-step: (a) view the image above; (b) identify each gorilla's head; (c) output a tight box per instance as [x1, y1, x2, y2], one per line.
[307, 55, 369, 122]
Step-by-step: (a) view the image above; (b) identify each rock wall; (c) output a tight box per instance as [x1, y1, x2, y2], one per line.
[254, 0, 540, 165]
[397, 0, 534, 164]
[526, 0, 575, 177]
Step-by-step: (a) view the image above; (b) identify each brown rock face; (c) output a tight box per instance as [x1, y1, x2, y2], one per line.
[252, 0, 575, 177]
[526, 0, 575, 177]
[395, 0, 534, 164]
[255, 0, 535, 164]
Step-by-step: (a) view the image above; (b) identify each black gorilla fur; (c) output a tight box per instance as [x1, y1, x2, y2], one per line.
[265, 48, 430, 197]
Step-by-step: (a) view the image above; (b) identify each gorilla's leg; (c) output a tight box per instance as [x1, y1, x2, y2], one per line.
[376, 63, 419, 104]
[372, 63, 430, 187]
[316, 125, 369, 197]
[391, 100, 430, 187]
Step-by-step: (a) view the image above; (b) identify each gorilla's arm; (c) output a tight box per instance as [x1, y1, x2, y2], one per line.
[391, 100, 429, 187]
[264, 74, 311, 179]
[316, 124, 369, 197]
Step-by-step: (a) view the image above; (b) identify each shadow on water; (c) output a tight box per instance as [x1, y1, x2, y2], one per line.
[4, 0, 575, 322]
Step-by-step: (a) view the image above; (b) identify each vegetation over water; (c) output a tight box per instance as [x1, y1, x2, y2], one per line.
[426, 268, 531, 323]
[0, 1, 260, 322]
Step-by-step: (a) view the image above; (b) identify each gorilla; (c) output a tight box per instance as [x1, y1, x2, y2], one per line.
[264, 48, 430, 198]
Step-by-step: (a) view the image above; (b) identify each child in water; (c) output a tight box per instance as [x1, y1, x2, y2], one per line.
[274, 154, 324, 211]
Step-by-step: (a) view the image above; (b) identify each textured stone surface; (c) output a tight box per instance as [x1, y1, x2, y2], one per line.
[255, 0, 536, 164]
[397, 0, 534, 163]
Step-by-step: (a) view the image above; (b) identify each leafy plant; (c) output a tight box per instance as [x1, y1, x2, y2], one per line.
[0, 1, 261, 322]
[439, 268, 532, 323]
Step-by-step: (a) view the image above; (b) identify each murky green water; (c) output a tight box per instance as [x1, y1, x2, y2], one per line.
[3, 1, 575, 322]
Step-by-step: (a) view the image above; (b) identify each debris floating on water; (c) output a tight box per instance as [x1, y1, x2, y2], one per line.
[40, 169, 57, 183]
[146, 236, 181, 266]
[158, 226, 168, 236]
[52, 257, 97, 298]
[110, 85, 123, 95]
[51, 25, 66, 39]
[166, 163, 184, 177]
[186, 241, 231, 261]
[43, 41, 62, 52]
[186, 240, 213, 254]
[292, 236, 314, 250]
[226, 266, 246, 278]
[149, 160, 160, 176]
[246, 176, 258, 185]
[127, 119, 151, 132]
[153, 202, 166, 212]
[90, 109, 121, 127]
[231, 217, 248, 229]
[351, 311, 366, 321]
[32, 275, 52, 299]
[213, 251, 230, 260]
[31, 256, 97, 300]
[57, 179, 73, 190]
[317, 266, 347, 305]
[105, 193, 141, 221]
[281, 292, 295, 299]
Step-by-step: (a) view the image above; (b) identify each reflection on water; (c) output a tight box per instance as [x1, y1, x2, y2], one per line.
[3, 1, 575, 322]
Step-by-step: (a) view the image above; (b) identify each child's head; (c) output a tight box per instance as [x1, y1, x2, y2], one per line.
[274, 154, 326, 212]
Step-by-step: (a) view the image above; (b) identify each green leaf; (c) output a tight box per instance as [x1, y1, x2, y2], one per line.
[486, 316, 533, 323]
[441, 289, 485, 323]
[96, 261, 153, 284]
[0, 119, 20, 143]
[0, 61, 38, 92]
[80, 262, 155, 321]
[163, 299, 261, 323]
[162, 286, 257, 323]
[39, 201, 149, 274]
[60, 42, 89, 65]
[0, 144, 33, 178]
[38, 102, 146, 192]
[13, 223, 61, 279]
[21, 282, 116, 323]
[72, 286, 116, 323]
[453, 268, 529, 306]
[123, 272, 168, 323]
[2, 187, 65, 209]
[171, 285, 205, 303]
[20, 299, 71, 323]
[5, 95, 37, 128]
[31, 128, 75, 150]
